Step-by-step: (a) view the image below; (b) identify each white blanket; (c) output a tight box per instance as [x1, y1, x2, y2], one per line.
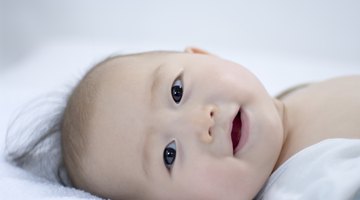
[255, 139, 360, 200]
[0, 157, 101, 200]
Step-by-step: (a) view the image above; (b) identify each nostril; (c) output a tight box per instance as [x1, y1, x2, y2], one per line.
[208, 128, 212, 136]
[210, 111, 214, 117]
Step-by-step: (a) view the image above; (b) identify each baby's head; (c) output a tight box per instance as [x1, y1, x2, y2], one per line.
[61, 48, 285, 200]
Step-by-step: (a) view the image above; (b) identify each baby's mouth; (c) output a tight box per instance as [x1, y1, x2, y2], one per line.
[231, 109, 242, 154]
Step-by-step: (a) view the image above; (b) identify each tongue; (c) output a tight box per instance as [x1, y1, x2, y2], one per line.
[231, 112, 242, 151]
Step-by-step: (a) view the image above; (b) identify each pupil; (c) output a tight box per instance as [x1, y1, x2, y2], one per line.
[165, 148, 176, 165]
[172, 86, 182, 102]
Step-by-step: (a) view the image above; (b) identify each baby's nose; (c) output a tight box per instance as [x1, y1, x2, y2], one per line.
[198, 105, 217, 144]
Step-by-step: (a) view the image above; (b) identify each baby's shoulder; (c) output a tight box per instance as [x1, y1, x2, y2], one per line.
[285, 75, 360, 127]
[278, 75, 360, 101]
[313, 75, 360, 91]
[276, 75, 360, 165]
[282, 75, 360, 108]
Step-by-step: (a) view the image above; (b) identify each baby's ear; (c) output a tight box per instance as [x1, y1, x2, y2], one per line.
[184, 47, 217, 56]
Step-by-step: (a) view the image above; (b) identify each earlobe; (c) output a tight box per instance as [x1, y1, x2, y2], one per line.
[184, 46, 217, 56]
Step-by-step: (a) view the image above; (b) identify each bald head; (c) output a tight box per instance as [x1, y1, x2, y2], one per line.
[61, 56, 108, 187]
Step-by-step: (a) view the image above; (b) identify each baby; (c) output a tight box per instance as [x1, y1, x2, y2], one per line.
[8, 47, 360, 200]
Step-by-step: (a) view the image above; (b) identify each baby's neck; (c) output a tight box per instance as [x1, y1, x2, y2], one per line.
[272, 99, 290, 171]
[273, 99, 290, 171]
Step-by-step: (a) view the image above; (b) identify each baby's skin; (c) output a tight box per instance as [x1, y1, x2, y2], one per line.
[63, 48, 360, 200]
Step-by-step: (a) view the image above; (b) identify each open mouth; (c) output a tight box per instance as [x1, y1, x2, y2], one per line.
[231, 109, 242, 153]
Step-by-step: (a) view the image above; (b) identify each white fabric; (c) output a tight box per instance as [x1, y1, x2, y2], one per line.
[255, 139, 360, 200]
[0, 157, 101, 200]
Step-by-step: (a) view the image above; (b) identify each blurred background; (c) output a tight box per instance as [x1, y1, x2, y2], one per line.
[1, 0, 360, 66]
[0, 0, 360, 149]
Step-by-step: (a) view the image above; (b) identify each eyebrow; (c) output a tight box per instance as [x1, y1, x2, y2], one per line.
[150, 64, 165, 106]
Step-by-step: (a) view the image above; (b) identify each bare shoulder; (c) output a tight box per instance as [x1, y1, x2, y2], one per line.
[283, 74, 360, 136]
[314, 75, 360, 89]
[276, 75, 360, 166]
[280, 75, 360, 99]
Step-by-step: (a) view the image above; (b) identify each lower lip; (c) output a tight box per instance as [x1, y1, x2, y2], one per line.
[234, 108, 249, 154]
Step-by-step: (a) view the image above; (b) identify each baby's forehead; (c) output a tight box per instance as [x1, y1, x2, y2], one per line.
[89, 52, 183, 88]
[83, 53, 163, 126]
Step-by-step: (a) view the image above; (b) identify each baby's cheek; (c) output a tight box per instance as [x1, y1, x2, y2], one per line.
[177, 159, 255, 200]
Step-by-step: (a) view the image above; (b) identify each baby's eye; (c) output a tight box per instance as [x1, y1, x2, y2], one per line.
[171, 78, 183, 104]
[163, 140, 176, 171]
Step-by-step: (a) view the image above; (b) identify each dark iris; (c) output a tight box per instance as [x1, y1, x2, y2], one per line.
[171, 85, 183, 103]
[163, 147, 176, 167]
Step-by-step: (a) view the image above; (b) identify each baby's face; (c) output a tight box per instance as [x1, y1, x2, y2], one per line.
[81, 51, 284, 200]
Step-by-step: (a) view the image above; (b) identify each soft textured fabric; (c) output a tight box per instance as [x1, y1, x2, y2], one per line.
[0, 157, 101, 200]
[255, 139, 360, 200]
